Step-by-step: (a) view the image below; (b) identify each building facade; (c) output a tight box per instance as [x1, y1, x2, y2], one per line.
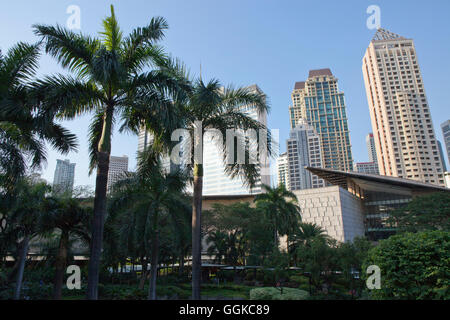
[107, 155, 129, 192]
[362, 28, 445, 186]
[286, 119, 325, 190]
[202, 84, 270, 195]
[53, 159, 75, 193]
[437, 141, 447, 172]
[441, 120, 450, 165]
[354, 161, 379, 175]
[289, 69, 353, 172]
[445, 172, 450, 188]
[307, 166, 449, 241]
[138, 129, 181, 174]
[366, 133, 378, 163]
[276, 152, 289, 188]
[138, 85, 270, 195]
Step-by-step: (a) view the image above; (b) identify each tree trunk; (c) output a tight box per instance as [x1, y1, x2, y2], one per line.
[178, 252, 184, 277]
[14, 235, 29, 300]
[138, 257, 148, 290]
[192, 163, 203, 300]
[86, 151, 110, 299]
[148, 231, 159, 300]
[53, 229, 69, 299]
[87, 106, 113, 300]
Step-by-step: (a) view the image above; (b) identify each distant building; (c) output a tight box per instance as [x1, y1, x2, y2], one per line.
[286, 119, 325, 190]
[445, 172, 450, 189]
[202, 84, 270, 195]
[307, 167, 449, 241]
[107, 155, 128, 192]
[366, 133, 378, 164]
[29, 172, 46, 184]
[138, 130, 181, 174]
[53, 159, 75, 193]
[441, 120, 450, 166]
[362, 28, 444, 186]
[202, 169, 449, 243]
[289, 68, 354, 172]
[138, 85, 270, 196]
[354, 161, 379, 175]
[276, 152, 289, 188]
[437, 141, 447, 172]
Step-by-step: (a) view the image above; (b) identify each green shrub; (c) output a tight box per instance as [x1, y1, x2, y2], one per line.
[250, 287, 309, 300]
[363, 230, 450, 300]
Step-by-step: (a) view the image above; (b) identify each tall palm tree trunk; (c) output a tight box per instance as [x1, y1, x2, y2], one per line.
[148, 231, 159, 300]
[87, 108, 113, 300]
[86, 151, 110, 299]
[138, 257, 148, 290]
[53, 229, 69, 299]
[191, 164, 203, 300]
[14, 235, 29, 300]
[179, 252, 184, 277]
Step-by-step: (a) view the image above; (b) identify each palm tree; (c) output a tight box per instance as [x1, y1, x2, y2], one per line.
[108, 149, 188, 300]
[40, 195, 91, 300]
[0, 42, 77, 188]
[206, 230, 229, 264]
[254, 184, 301, 248]
[288, 222, 329, 266]
[174, 79, 270, 299]
[33, 5, 189, 299]
[297, 222, 328, 241]
[4, 178, 50, 299]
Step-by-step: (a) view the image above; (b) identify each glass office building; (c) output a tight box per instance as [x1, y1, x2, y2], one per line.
[290, 69, 354, 172]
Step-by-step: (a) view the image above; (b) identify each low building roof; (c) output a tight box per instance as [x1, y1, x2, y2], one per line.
[306, 167, 448, 194]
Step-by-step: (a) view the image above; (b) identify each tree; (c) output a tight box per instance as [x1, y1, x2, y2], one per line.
[40, 194, 91, 300]
[0, 42, 77, 188]
[363, 231, 450, 300]
[288, 223, 329, 266]
[206, 230, 229, 264]
[33, 5, 189, 299]
[296, 236, 339, 295]
[108, 149, 189, 299]
[204, 202, 255, 266]
[174, 79, 271, 299]
[254, 184, 301, 248]
[3, 178, 50, 299]
[388, 192, 450, 233]
[336, 237, 373, 298]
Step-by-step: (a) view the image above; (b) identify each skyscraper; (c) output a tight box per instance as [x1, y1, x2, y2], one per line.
[289, 69, 353, 172]
[107, 155, 128, 192]
[137, 84, 270, 195]
[53, 159, 75, 193]
[286, 119, 324, 190]
[354, 162, 379, 175]
[362, 28, 445, 186]
[366, 133, 378, 163]
[355, 133, 380, 175]
[202, 84, 270, 195]
[437, 141, 447, 172]
[276, 152, 289, 188]
[138, 129, 181, 174]
[441, 120, 450, 165]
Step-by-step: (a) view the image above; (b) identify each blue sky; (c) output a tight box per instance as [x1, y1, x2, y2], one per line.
[1, 0, 449, 187]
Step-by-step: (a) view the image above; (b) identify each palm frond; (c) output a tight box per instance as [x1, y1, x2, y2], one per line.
[32, 74, 103, 119]
[1, 42, 41, 86]
[100, 5, 123, 52]
[33, 24, 99, 78]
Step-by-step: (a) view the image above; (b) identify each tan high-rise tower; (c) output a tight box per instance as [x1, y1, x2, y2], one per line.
[362, 28, 445, 186]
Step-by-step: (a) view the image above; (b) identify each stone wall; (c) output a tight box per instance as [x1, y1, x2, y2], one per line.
[293, 186, 365, 242]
